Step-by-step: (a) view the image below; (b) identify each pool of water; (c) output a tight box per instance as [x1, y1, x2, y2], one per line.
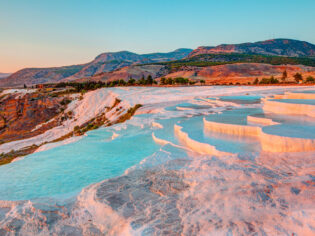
[0, 86, 314, 235]
[220, 95, 262, 104]
[0, 124, 160, 200]
[271, 98, 315, 105]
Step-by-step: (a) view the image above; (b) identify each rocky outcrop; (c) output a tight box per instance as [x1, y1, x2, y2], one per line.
[188, 39, 315, 58]
[0, 92, 64, 143]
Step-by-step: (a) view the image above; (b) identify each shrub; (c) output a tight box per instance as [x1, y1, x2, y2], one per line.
[160, 77, 166, 85]
[253, 78, 259, 85]
[166, 78, 173, 85]
[60, 98, 71, 106]
[259, 76, 279, 84]
[293, 73, 303, 83]
[306, 76, 315, 83]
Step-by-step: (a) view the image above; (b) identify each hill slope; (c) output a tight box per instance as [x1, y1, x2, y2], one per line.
[0, 73, 11, 79]
[188, 39, 315, 58]
[0, 65, 86, 88]
[0, 49, 192, 88]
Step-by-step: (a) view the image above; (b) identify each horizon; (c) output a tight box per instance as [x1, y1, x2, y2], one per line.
[1, 37, 314, 74]
[1, 0, 315, 73]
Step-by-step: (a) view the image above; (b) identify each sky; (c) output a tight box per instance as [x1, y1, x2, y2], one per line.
[1, 0, 315, 73]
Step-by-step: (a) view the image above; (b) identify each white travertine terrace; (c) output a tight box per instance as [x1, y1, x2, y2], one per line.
[273, 91, 315, 100]
[247, 115, 280, 126]
[263, 99, 315, 117]
[203, 118, 315, 152]
[203, 118, 261, 137]
[151, 121, 164, 129]
[174, 124, 231, 156]
[152, 132, 173, 146]
[202, 89, 315, 152]
[260, 130, 315, 152]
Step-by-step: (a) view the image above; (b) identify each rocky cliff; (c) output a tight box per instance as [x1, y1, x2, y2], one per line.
[0, 92, 65, 143]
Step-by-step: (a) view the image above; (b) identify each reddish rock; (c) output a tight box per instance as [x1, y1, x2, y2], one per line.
[0, 92, 64, 143]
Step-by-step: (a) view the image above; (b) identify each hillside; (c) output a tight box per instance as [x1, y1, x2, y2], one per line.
[158, 53, 315, 69]
[0, 49, 192, 88]
[72, 52, 315, 84]
[162, 63, 315, 85]
[0, 65, 86, 88]
[75, 64, 170, 83]
[68, 48, 192, 80]
[0, 73, 11, 79]
[188, 39, 315, 58]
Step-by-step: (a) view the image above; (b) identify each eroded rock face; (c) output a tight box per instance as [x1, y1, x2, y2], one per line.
[0, 92, 63, 143]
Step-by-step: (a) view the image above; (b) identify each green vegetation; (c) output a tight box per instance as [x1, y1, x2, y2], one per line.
[151, 53, 315, 70]
[259, 76, 279, 84]
[115, 104, 142, 124]
[253, 78, 259, 85]
[293, 73, 303, 83]
[60, 98, 72, 106]
[55, 75, 159, 92]
[53, 65, 85, 77]
[0, 145, 38, 166]
[306, 76, 315, 83]
[160, 77, 197, 85]
[281, 70, 287, 82]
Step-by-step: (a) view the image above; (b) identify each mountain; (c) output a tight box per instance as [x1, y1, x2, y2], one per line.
[0, 49, 192, 88]
[67, 49, 192, 80]
[163, 63, 315, 85]
[73, 64, 170, 83]
[188, 39, 315, 58]
[0, 65, 86, 88]
[0, 73, 11, 79]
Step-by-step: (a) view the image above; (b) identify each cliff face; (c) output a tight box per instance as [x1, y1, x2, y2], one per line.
[188, 39, 315, 58]
[0, 92, 64, 143]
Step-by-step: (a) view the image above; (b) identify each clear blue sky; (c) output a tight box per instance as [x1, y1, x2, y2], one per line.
[1, 0, 315, 72]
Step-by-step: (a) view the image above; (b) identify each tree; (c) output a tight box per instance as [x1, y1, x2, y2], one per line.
[128, 78, 135, 85]
[166, 78, 173, 85]
[200, 79, 205, 85]
[306, 76, 315, 83]
[119, 79, 126, 86]
[293, 73, 303, 83]
[281, 70, 287, 82]
[138, 76, 145, 85]
[253, 78, 259, 85]
[146, 75, 153, 85]
[160, 77, 166, 85]
[270, 76, 279, 84]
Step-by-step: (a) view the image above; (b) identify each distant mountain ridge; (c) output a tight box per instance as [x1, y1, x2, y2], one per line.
[0, 73, 11, 79]
[0, 49, 192, 87]
[2, 39, 315, 88]
[70, 48, 192, 79]
[188, 39, 315, 58]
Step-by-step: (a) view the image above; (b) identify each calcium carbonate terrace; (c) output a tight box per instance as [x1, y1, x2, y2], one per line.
[0, 86, 314, 235]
